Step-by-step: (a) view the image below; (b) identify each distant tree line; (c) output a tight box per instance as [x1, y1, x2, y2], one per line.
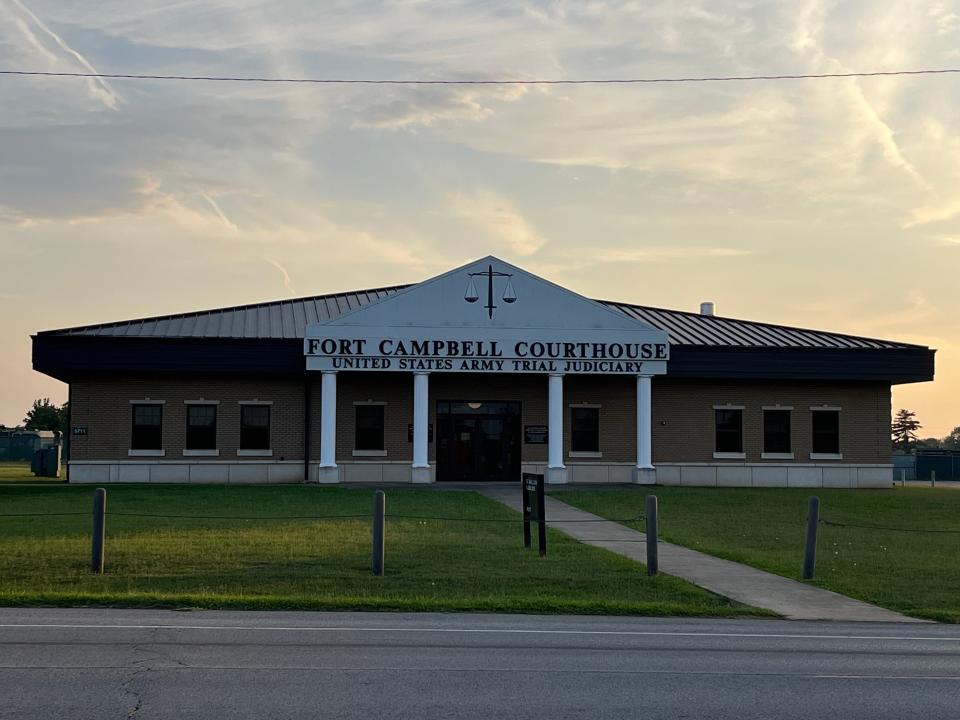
[892, 408, 960, 453]
[0, 398, 69, 437]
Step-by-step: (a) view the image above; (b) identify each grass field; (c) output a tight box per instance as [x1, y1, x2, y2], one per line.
[552, 486, 960, 623]
[0, 484, 765, 617]
[0, 461, 64, 483]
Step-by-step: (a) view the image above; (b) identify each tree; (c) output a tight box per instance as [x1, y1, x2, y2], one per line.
[23, 398, 67, 436]
[891, 408, 922, 452]
[943, 426, 960, 451]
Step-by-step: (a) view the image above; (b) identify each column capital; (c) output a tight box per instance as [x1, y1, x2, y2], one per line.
[413, 371, 431, 377]
[321, 369, 338, 375]
[548, 372, 565, 378]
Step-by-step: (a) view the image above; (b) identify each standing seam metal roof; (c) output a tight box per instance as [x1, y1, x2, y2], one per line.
[38, 285, 923, 350]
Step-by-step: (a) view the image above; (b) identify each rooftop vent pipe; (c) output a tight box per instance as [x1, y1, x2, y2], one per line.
[700, 302, 715, 316]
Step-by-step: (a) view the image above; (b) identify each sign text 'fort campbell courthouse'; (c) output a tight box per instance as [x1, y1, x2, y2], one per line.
[32, 257, 935, 487]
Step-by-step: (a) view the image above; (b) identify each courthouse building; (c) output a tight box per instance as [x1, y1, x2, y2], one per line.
[32, 256, 934, 487]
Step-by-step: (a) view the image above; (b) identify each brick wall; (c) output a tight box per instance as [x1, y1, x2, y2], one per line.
[69, 373, 892, 466]
[70, 376, 307, 461]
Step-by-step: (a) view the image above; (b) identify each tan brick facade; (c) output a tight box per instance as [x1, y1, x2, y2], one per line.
[70, 372, 892, 469]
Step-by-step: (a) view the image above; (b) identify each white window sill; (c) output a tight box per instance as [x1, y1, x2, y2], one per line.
[237, 449, 273, 457]
[761, 452, 794, 460]
[353, 449, 387, 457]
[569, 451, 602, 458]
[128, 449, 165, 457]
[810, 453, 843, 461]
[713, 452, 746, 460]
[183, 449, 219, 457]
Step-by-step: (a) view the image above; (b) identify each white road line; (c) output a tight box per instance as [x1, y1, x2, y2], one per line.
[0, 624, 958, 642]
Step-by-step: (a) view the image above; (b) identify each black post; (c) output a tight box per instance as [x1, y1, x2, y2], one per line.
[372, 490, 385, 576]
[522, 480, 531, 548]
[303, 375, 312, 484]
[645, 494, 658, 576]
[537, 479, 547, 557]
[802, 496, 820, 580]
[91, 487, 106, 574]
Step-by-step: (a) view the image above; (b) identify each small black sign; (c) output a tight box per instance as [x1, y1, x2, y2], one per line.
[71, 427, 88, 436]
[524, 425, 548, 444]
[522, 472, 547, 556]
[407, 423, 434, 442]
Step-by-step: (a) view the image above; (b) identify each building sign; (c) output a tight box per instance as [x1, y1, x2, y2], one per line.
[71, 427, 88, 436]
[304, 256, 670, 376]
[305, 332, 668, 376]
[524, 425, 548, 444]
[407, 423, 434, 443]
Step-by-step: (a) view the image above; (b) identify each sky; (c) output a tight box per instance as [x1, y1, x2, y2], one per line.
[0, 0, 958, 437]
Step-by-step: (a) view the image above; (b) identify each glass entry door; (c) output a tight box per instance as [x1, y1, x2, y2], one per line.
[436, 401, 522, 482]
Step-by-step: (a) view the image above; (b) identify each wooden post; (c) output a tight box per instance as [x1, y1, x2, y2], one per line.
[802, 496, 820, 580]
[91, 488, 106, 574]
[372, 490, 385, 576]
[645, 495, 658, 576]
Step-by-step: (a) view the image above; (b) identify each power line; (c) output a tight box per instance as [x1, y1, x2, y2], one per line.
[1, 68, 959, 86]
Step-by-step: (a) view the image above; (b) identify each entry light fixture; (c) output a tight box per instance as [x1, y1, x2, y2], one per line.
[464, 264, 517, 319]
[467, 402, 483, 409]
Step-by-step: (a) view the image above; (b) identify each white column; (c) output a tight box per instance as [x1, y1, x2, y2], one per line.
[546, 373, 567, 484]
[318, 370, 339, 483]
[634, 374, 655, 484]
[411, 372, 432, 484]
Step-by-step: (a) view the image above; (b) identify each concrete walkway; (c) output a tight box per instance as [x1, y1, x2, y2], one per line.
[477, 485, 923, 623]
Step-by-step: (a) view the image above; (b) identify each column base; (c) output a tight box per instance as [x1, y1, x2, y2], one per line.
[633, 467, 656, 485]
[318, 466, 340, 484]
[411, 466, 435, 484]
[546, 467, 568, 485]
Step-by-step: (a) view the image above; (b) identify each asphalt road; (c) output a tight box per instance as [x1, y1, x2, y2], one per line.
[2, 609, 960, 719]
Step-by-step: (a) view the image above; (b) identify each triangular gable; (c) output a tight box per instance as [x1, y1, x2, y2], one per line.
[305, 256, 668, 375]
[320, 256, 659, 332]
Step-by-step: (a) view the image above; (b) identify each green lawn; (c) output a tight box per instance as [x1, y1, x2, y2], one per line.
[552, 486, 960, 623]
[0, 484, 764, 617]
[0, 461, 64, 484]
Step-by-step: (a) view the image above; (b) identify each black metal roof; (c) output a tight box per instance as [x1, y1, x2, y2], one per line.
[37, 284, 924, 351]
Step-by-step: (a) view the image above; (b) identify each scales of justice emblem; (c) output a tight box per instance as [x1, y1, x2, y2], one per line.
[464, 264, 518, 319]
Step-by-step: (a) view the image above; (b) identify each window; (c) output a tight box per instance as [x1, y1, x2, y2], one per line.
[570, 407, 600, 453]
[355, 404, 385, 451]
[763, 409, 792, 454]
[131, 404, 163, 450]
[186, 404, 217, 450]
[715, 409, 743, 454]
[812, 410, 840, 455]
[240, 405, 270, 450]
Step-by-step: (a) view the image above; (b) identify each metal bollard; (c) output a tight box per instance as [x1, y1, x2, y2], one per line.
[91, 487, 106, 574]
[802, 496, 820, 580]
[645, 495, 658, 576]
[931, 470, 936, 488]
[372, 490, 385, 576]
[900, 469, 906, 487]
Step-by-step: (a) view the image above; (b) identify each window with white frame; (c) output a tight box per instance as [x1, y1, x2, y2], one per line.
[240, 405, 271, 451]
[131, 404, 163, 450]
[811, 408, 841, 456]
[763, 409, 792, 455]
[715, 408, 744, 455]
[354, 403, 385, 452]
[185, 404, 217, 450]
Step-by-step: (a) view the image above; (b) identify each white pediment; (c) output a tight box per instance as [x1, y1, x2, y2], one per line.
[304, 257, 669, 376]
[321, 256, 658, 332]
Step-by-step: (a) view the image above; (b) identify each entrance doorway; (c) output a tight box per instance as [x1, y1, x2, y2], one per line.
[436, 400, 522, 482]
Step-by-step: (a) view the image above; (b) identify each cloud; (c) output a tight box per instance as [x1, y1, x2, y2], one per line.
[3, 0, 120, 109]
[265, 258, 295, 295]
[200, 192, 239, 232]
[594, 247, 753, 263]
[449, 189, 546, 256]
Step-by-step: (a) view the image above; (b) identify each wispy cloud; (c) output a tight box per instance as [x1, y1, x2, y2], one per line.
[200, 192, 239, 232]
[265, 258, 295, 295]
[4, 0, 120, 109]
[449, 189, 546, 256]
[595, 247, 752, 263]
